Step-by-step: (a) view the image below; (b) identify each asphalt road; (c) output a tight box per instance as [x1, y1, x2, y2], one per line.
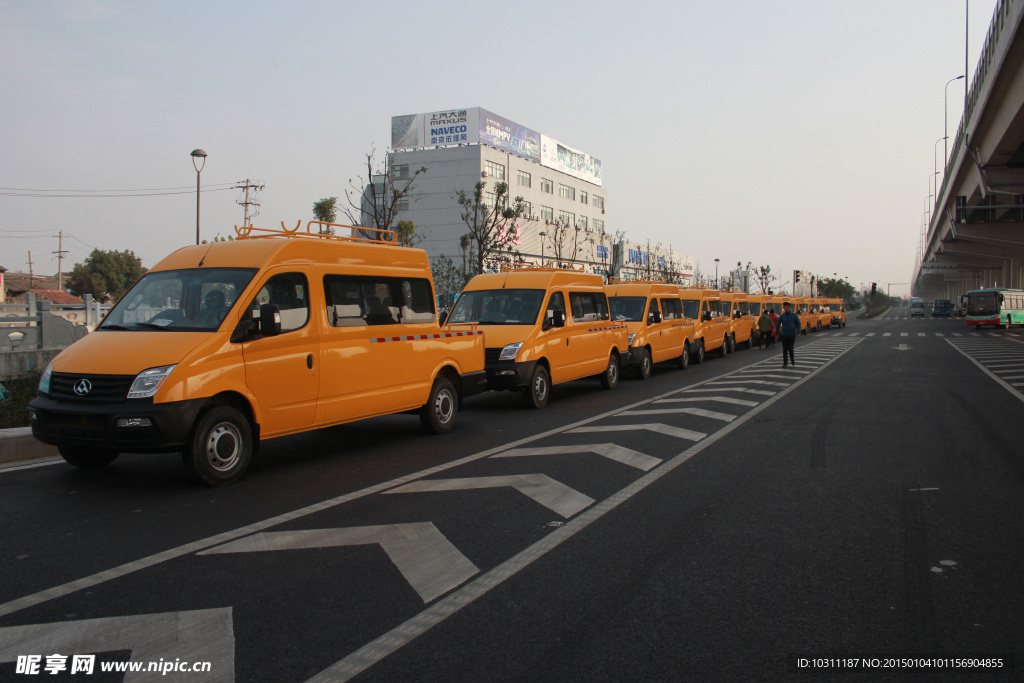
[1, 311, 1022, 682]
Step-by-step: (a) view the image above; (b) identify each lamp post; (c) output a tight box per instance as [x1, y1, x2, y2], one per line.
[190, 149, 207, 245]
[714, 258, 720, 288]
[944, 74, 965, 165]
[538, 231, 547, 266]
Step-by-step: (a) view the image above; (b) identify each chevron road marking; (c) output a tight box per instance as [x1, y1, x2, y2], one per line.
[618, 406, 736, 421]
[704, 379, 790, 387]
[385, 474, 595, 519]
[0, 609, 235, 682]
[567, 422, 707, 441]
[654, 396, 759, 407]
[491, 444, 662, 471]
[683, 387, 775, 396]
[201, 523, 478, 603]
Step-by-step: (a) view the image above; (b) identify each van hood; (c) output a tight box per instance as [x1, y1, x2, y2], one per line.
[49, 330, 209, 376]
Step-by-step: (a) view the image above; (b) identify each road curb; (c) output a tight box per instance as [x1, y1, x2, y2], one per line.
[0, 427, 59, 464]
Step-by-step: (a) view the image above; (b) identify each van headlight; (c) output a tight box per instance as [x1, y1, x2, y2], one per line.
[38, 362, 53, 394]
[127, 365, 176, 399]
[628, 333, 637, 346]
[498, 342, 523, 361]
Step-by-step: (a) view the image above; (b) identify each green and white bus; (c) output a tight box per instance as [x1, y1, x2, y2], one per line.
[965, 288, 1024, 328]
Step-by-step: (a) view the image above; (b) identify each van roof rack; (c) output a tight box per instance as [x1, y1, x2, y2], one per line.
[501, 261, 586, 272]
[607, 276, 669, 284]
[234, 220, 399, 244]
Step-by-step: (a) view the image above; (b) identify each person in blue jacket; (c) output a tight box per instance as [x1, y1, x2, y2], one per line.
[775, 301, 801, 367]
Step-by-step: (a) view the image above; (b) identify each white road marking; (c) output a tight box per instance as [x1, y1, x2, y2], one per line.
[618, 407, 737, 422]
[569, 423, 707, 441]
[655, 396, 759, 407]
[918, 333, 926, 337]
[0, 609, 235, 682]
[705, 379, 790, 387]
[946, 339, 1024, 404]
[866, 333, 876, 337]
[683, 387, 776, 396]
[900, 333, 909, 337]
[492, 444, 662, 472]
[386, 475, 595, 519]
[204, 524, 478, 603]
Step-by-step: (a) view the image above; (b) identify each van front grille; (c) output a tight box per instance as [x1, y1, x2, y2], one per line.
[49, 373, 134, 403]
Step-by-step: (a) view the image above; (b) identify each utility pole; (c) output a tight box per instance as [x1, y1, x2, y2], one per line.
[234, 179, 264, 227]
[53, 231, 69, 291]
[27, 251, 35, 289]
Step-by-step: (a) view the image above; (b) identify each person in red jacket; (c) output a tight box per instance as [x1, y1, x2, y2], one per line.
[767, 308, 778, 348]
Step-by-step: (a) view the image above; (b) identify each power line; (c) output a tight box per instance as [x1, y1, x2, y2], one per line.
[0, 182, 240, 192]
[0, 187, 239, 198]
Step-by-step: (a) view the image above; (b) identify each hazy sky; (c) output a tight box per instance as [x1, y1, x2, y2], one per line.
[0, 0, 999, 297]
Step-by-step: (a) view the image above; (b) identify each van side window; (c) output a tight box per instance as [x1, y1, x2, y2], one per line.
[323, 275, 435, 327]
[546, 291, 566, 322]
[249, 272, 309, 332]
[660, 298, 681, 320]
[709, 300, 723, 318]
[400, 279, 436, 324]
[569, 292, 609, 322]
[324, 278, 367, 327]
[648, 298, 660, 320]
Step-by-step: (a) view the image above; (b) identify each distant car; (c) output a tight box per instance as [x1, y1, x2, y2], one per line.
[933, 299, 953, 317]
[910, 298, 925, 318]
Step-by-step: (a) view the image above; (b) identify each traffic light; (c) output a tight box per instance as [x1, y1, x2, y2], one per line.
[871, 282, 877, 295]
[795, 270, 801, 283]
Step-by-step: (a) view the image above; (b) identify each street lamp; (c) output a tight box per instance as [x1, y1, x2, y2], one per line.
[714, 258, 720, 287]
[190, 149, 207, 245]
[538, 231, 547, 265]
[944, 75, 965, 166]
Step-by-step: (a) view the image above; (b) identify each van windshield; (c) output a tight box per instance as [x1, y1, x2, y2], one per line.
[609, 297, 646, 322]
[99, 268, 258, 332]
[682, 300, 700, 320]
[448, 289, 544, 325]
[911, 300, 924, 309]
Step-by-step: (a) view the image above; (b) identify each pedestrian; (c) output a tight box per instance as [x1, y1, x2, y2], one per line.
[767, 308, 778, 348]
[775, 301, 800, 367]
[757, 308, 774, 351]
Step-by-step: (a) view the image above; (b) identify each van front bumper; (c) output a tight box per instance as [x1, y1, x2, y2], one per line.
[485, 360, 538, 390]
[27, 395, 206, 453]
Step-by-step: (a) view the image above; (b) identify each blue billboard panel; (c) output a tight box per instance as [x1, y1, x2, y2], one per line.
[478, 109, 541, 163]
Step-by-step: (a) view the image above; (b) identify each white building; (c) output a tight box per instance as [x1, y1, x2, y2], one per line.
[377, 107, 692, 282]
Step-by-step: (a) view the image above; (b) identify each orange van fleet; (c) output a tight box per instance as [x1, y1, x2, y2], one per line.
[606, 279, 696, 378]
[721, 291, 755, 350]
[446, 266, 628, 408]
[29, 222, 486, 485]
[679, 288, 732, 362]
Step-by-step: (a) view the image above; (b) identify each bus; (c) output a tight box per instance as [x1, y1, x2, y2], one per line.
[965, 288, 1024, 328]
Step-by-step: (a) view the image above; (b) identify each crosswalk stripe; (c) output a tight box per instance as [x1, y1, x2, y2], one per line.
[655, 396, 759, 407]
[618, 407, 737, 421]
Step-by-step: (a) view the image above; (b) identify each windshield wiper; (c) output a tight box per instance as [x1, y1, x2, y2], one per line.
[98, 324, 131, 331]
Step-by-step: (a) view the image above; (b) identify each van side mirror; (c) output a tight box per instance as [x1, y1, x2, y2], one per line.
[702, 311, 711, 322]
[649, 311, 662, 324]
[439, 309, 449, 326]
[553, 309, 566, 328]
[734, 310, 741, 319]
[259, 303, 282, 337]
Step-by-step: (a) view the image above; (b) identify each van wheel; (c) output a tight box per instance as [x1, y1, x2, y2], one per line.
[420, 376, 457, 434]
[637, 348, 652, 380]
[816, 322, 821, 332]
[694, 340, 706, 364]
[183, 406, 253, 486]
[58, 446, 119, 470]
[676, 343, 690, 370]
[523, 364, 550, 409]
[727, 335, 736, 354]
[600, 353, 620, 390]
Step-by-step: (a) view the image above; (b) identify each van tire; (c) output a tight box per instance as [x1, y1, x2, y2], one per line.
[58, 446, 119, 470]
[523, 364, 550, 409]
[599, 352, 620, 390]
[694, 340, 706, 364]
[676, 343, 690, 370]
[420, 376, 458, 434]
[183, 406, 253, 486]
[727, 334, 736, 354]
[637, 348, 652, 380]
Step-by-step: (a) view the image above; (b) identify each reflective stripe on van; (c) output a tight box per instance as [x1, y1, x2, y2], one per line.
[369, 330, 484, 343]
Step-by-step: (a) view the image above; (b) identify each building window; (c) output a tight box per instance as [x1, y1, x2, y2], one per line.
[558, 210, 575, 226]
[484, 160, 506, 180]
[517, 170, 531, 188]
[520, 201, 532, 218]
[580, 191, 588, 205]
[558, 184, 575, 200]
[594, 218, 605, 233]
[592, 195, 605, 211]
[578, 216, 588, 231]
[541, 205, 554, 223]
[391, 164, 409, 180]
[483, 191, 497, 209]
[541, 178, 554, 194]
[395, 198, 409, 212]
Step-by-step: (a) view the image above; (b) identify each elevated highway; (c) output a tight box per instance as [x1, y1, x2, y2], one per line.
[916, 0, 1024, 299]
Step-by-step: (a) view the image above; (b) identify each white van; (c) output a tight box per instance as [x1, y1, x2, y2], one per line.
[910, 298, 925, 318]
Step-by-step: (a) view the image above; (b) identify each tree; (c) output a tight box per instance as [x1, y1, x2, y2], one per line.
[455, 180, 527, 275]
[343, 149, 426, 239]
[753, 264, 778, 294]
[312, 196, 338, 234]
[458, 233, 473, 278]
[395, 219, 424, 248]
[430, 254, 466, 310]
[66, 249, 146, 302]
[544, 218, 592, 265]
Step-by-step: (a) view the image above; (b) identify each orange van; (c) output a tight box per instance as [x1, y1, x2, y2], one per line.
[746, 293, 770, 346]
[813, 298, 832, 331]
[679, 288, 732, 362]
[795, 297, 812, 334]
[606, 280, 696, 378]
[826, 297, 847, 328]
[445, 265, 628, 408]
[28, 222, 486, 485]
[722, 291, 755, 350]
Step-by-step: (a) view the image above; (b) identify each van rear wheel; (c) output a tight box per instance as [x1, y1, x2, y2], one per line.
[599, 352, 620, 390]
[637, 348, 652, 380]
[421, 376, 458, 434]
[183, 406, 253, 486]
[58, 446, 119, 470]
[693, 340, 705, 364]
[523, 364, 550, 409]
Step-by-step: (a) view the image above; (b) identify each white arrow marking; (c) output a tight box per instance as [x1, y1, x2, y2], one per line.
[385, 475, 594, 519]
[655, 396, 759, 407]
[201, 523, 477, 603]
[894, 344, 912, 351]
[618, 407, 736, 422]
[567, 423, 706, 441]
[491, 444, 662, 471]
[684, 387, 775, 396]
[0, 608, 234, 682]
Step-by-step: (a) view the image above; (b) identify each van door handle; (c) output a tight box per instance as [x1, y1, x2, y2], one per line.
[306, 354, 313, 369]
